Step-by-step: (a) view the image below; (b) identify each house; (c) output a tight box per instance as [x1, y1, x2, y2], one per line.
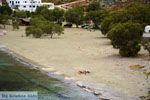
[6, 0, 54, 12]
[143, 25, 150, 39]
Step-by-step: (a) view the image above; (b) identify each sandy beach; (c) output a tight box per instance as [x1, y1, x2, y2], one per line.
[0, 25, 150, 99]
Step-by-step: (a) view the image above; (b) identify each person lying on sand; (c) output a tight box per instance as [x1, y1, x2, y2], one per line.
[78, 70, 90, 75]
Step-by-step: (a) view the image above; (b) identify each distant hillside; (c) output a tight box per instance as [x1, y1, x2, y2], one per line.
[108, 0, 150, 11]
[42, 0, 79, 5]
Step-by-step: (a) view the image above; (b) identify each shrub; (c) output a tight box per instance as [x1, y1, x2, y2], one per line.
[107, 22, 143, 57]
[26, 17, 64, 38]
[15, 11, 27, 18]
[26, 26, 43, 38]
[86, 2, 101, 12]
[12, 20, 20, 30]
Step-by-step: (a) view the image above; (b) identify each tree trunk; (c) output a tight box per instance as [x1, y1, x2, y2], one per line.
[51, 33, 53, 38]
[76, 24, 78, 28]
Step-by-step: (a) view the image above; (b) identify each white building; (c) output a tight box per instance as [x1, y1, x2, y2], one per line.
[6, 0, 54, 12]
[145, 25, 150, 33]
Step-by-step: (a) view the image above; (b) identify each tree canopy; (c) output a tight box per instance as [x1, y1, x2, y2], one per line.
[107, 22, 143, 57]
[65, 7, 84, 27]
[26, 17, 64, 38]
[86, 2, 101, 12]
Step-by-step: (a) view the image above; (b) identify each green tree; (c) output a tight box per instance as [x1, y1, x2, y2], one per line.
[26, 26, 43, 38]
[12, 20, 20, 30]
[25, 11, 31, 17]
[0, 5, 12, 15]
[101, 16, 113, 35]
[52, 8, 64, 22]
[86, 9, 108, 27]
[15, 11, 27, 18]
[65, 7, 84, 27]
[1, 15, 10, 29]
[35, 6, 54, 21]
[86, 2, 101, 12]
[26, 17, 64, 38]
[107, 22, 143, 57]
[35, 6, 48, 15]
[101, 4, 150, 36]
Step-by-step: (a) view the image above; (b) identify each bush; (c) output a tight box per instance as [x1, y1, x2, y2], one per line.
[15, 11, 27, 18]
[12, 20, 20, 30]
[65, 7, 84, 27]
[101, 16, 114, 35]
[26, 17, 64, 38]
[86, 2, 101, 12]
[86, 9, 108, 27]
[26, 26, 43, 38]
[107, 22, 143, 57]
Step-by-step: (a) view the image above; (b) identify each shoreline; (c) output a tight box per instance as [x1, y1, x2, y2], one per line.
[0, 47, 139, 100]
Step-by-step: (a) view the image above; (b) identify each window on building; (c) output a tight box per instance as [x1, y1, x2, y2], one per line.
[37, 5, 39, 7]
[33, 1, 35, 3]
[23, 6, 26, 8]
[18, 1, 20, 3]
[16, 1, 17, 3]
[29, 5, 31, 8]
[10, 1, 11, 3]
[25, 1, 27, 3]
[33, 5, 35, 8]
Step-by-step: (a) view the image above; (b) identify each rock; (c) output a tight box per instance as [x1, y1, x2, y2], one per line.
[75, 81, 86, 88]
[83, 88, 92, 93]
[42, 68, 56, 72]
[53, 72, 64, 76]
[94, 90, 102, 95]
[64, 77, 77, 82]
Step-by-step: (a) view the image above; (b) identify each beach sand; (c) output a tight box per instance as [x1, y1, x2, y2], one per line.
[0, 25, 150, 99]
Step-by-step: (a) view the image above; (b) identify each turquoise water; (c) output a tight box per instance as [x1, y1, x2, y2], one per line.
[0, 49, 98, 100]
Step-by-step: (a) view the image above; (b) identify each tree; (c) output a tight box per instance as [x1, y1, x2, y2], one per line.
[52, 8, 64, 22]
[26, 26, 43, 38]
[15, 11, 27, 18]
[0, 15, 10, 29]
[12, 20, 20, 30]
[101, 16, 114, 35]
[65, 7, 84, 27]
[26, 17, 64, 38]
[107, 22, 143, 57]
[35, 6, 48, 15]
[101, 11, 128, 35]
[25, 11, 31, 17]
[86, 9, 108, 27]
[0, 5, 12, 15]
[101, 4, 150, 36]
[86, 2, 101, 12]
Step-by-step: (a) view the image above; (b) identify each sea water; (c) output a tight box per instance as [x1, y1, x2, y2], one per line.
[0, 49, 98, 100]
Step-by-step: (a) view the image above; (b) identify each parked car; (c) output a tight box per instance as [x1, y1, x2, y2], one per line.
[81, 24, 89, 29]
[64, 24, 72, 28]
